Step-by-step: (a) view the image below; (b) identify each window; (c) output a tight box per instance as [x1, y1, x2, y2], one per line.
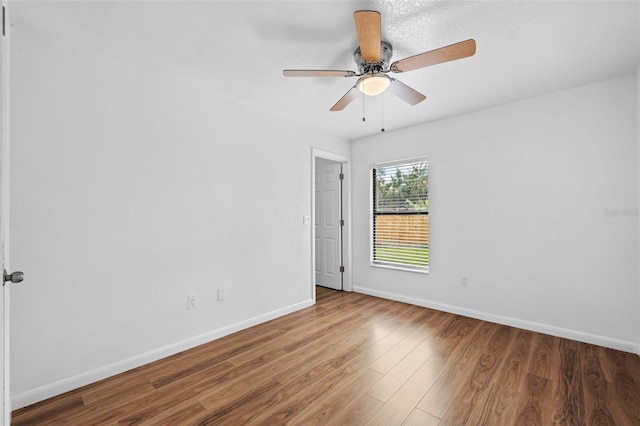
[371, 158, 429, 272]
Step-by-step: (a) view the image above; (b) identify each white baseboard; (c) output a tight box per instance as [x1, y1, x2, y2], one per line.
[353, 286, 640, 355]
[11, 299, 314, 410]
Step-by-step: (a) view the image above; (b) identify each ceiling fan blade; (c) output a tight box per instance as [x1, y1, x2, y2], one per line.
[390, 39, 476, 73]
[330, 86, 359, 111]
[283, 69, 356, 77]
[388, 79, 426, 105]
[354, 10, 381, 63]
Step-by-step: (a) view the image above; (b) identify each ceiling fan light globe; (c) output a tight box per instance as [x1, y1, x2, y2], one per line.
[356, 74, 390, 96]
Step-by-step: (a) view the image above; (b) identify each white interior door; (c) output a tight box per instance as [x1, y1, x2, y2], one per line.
[315, 159, 342, 290]
[0, 2, 10, 423]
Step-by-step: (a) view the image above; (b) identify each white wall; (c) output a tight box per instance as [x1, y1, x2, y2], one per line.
[9, 9, 349, 408]
[352, 74, 640, 353]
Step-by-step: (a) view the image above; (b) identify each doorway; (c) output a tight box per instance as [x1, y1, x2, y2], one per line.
[315, 158, 342, 290]
[1, 2, 10, 423]
[312, 149, 351, 299]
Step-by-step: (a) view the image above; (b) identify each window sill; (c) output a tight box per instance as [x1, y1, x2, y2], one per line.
[370, 262, 429, 274]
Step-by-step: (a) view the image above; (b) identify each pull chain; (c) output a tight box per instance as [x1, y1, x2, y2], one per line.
[381, 95, 385, 132]
[362, 88, 366, 122]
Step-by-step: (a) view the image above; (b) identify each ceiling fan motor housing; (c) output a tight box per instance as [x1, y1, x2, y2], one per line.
[354, 41, 393, 74]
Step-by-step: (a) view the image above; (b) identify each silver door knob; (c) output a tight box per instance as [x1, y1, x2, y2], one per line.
[3, 270, 24, 285]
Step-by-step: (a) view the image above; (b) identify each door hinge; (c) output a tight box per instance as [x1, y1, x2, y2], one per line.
[340, 219, 344, 227]
[339, 173, 344, 180]
[339, 266, 345, 273]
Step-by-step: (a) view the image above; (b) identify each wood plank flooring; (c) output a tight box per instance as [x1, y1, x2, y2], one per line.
[12, 287, 640, 425]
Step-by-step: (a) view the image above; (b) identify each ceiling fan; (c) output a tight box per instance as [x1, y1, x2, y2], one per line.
[283, 10, 476, 111]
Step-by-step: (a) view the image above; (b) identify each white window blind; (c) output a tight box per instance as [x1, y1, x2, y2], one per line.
[371, 159, 429, 271]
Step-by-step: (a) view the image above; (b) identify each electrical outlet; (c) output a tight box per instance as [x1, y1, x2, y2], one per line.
[217, 288, 226, 302]
[188, 294, 198, 309]
[461, 276, 469, 287]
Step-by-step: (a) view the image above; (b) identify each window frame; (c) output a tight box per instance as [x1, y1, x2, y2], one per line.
[370, 157, 429, 274]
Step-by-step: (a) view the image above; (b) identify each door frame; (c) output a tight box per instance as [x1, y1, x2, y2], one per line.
[0, 1, 10, 423]
[311, 148, 351, 303]
[314, 158, 343, 291]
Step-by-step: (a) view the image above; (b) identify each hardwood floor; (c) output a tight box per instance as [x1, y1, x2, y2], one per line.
[12, 287, 640, 425]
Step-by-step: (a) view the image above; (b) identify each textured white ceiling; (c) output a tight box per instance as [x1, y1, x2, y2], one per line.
[11, 1, 640, 141]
